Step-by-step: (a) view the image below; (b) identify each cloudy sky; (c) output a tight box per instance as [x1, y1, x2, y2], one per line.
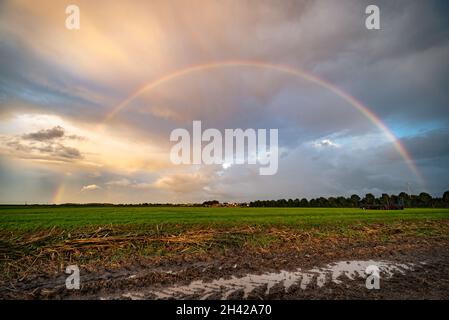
[1, 0, 448, 204]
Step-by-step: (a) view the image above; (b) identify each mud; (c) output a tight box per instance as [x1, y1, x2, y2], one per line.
[2, 240, 449, 300]
[115, 260, 416, 300]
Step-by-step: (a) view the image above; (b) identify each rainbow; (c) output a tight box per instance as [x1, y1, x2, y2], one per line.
[52, 179, 65, 204]
[53, 60, 424, 203]
[103, 60, 423, 180]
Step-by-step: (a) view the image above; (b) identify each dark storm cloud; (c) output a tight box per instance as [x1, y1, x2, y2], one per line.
[403, 129, 449, 161]
[379, 128, 449, 162]
[306, 0, 449, 125]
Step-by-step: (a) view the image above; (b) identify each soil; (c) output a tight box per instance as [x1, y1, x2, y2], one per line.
[2, 237, 449, 300]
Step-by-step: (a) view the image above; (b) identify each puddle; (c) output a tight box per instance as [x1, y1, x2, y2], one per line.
[118, 260, 415, 300]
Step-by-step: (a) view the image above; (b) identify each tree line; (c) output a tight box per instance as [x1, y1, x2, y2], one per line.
[6, 191, 448, 208]
[248, 191, 449, 208]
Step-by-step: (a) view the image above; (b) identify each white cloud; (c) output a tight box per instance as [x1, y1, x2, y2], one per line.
[132, 182, 153, 189]
[105, 178, 131, 187]
[313, 139, 340, 148]
[154, 169, 216, 193]
[106, 178, 153, 189]
[81, 184, 101, 192]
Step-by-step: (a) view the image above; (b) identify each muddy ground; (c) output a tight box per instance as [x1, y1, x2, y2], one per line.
[2, 237, 449, 300]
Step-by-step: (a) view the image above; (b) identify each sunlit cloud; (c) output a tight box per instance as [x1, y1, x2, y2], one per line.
[81, 184, 101, 192]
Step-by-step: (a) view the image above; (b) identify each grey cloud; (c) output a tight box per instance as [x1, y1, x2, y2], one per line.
[2, 139, 83, 161]
[403, 129, 449, 160]
[52, 144, 82, 159]
[105, 178, 154, 189]
[1, 126, 84, 161]
[376, 128, 449, 163]
[21, 126, 85, 142]
[22, 126, 65, 141]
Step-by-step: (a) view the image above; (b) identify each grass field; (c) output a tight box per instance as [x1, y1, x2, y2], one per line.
[2, 206, 449, 285]
[1, 206, 449, 230]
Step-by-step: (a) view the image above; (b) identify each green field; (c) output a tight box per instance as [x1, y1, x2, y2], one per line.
[2, 206, 449, 282]
[1, 206, 449, 230]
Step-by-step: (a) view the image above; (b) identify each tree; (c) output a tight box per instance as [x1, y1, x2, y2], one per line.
[328, 197, 337, 207]
[390, 194, 399, 205]
[398, 192, 410, 206]
[363, 193, 375, 205]
[293, 198, 300, 207]
[418, 192, 432, 207]
[399, 192, 409, 200]
[337, 197, 347, 207]
[316, 197, 328, 207]
[443, 191, 449, 204]
[300, 198, 309, 207]
[280, 199, 288, 207]
[350, 194, 361, 207]
[203, 200, 219, 206]
[380, 193, 390, 206]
